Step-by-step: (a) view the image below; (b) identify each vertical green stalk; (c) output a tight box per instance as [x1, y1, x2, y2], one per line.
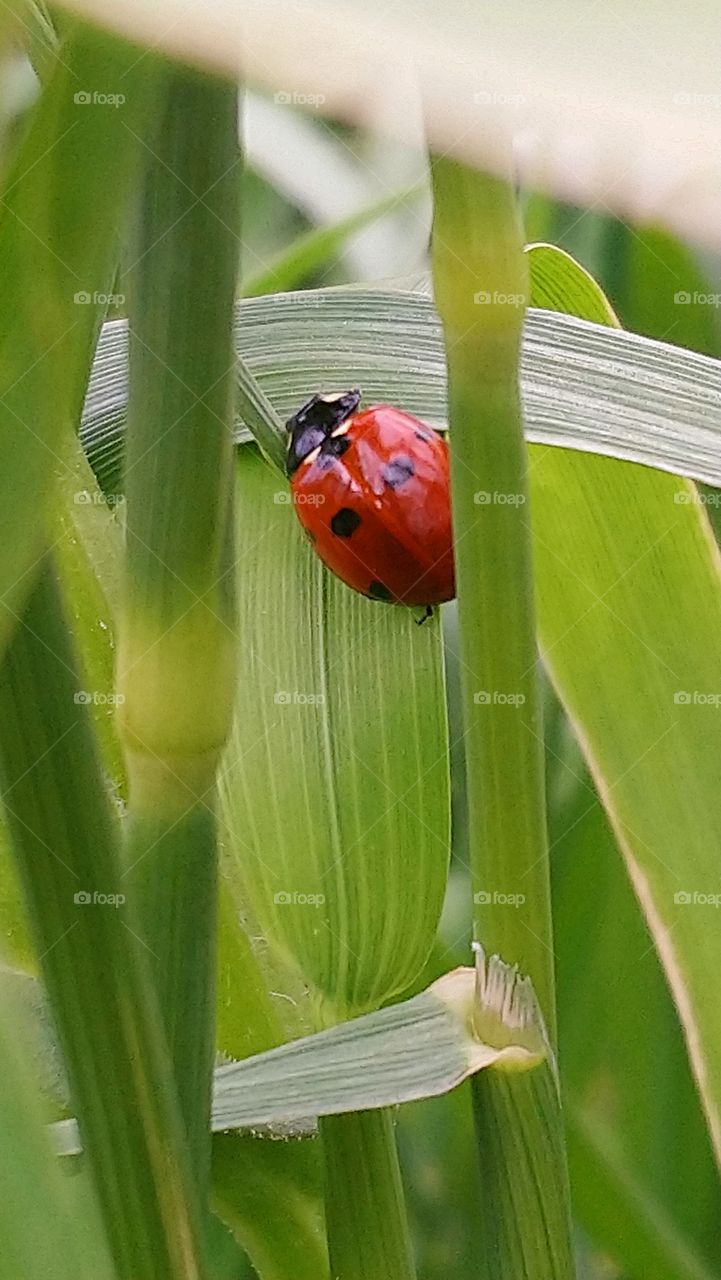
[321, 1111, 415, 1280]
[0, 23, 161, 657]
[117, 67, 239, 1196]
[0, 557, 205, 1280]
[431, 159, 553, 1022]
[431, 157, 574, 1277]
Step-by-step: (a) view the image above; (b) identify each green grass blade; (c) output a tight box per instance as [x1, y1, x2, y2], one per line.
[0, 20, 159, 655]
[81, 293, 721, 494]
[118, 64, 240, 1194]
[212, 1133, 329, 1280]
[525, 243, 619, 327]
[16, 1, 60, 83]
[0, 978, 113, 1280]
[235, 353, 286, 471]
[527, 243, 721, 1174]
[546, 684, 721, 1276]
[0, 431, 124, 975]
[53, 435, 125, 785]
[567, 1110, 718, 1280]
[525, 197, 721, 357]
[0, 557, 206, 1279]
[241, 182, 424, 297]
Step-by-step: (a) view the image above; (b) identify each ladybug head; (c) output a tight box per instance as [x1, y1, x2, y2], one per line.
[285, 389, 361, 475]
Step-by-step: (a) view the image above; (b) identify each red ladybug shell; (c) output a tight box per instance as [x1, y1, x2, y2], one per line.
[286, 392, 455, 607]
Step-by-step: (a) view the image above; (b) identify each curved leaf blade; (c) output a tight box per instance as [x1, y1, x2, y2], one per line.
[81, 293, 721, 496]
[527, 243, 721, 1174]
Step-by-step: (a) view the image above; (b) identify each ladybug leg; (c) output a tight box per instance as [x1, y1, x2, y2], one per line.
[415, 605, 434, 625]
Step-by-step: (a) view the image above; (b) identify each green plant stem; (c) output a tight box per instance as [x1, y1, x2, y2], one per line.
[0, 23, 160, 657]
[431, 157, 574, 1279]
[126, 809, 219, 1177]
[431, 157, 554, 1029]
[118, 66, 239, 1196]
[471, 1068, 573, 1274]
[321, 1111, 416, 1280]
[0, 557, 205, 1280]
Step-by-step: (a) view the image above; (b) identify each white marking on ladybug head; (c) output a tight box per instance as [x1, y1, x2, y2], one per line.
[303, 445, 321, 465]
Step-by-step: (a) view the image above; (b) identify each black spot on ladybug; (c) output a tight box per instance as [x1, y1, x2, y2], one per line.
[318, 434, 351, 468]
[331, 508, 361, 538]
[368, 580, 394, 602]
[382, 456, 415, 489]
[415, 430, 432, 442]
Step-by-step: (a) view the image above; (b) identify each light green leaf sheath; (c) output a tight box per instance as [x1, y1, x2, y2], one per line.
[54, 950, 548, 1153]
[219, 446, 450, 1020]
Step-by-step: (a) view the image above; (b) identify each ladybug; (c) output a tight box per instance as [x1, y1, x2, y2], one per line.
[285, 390, 455, 614]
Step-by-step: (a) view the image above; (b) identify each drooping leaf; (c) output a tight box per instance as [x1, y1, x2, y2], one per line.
[80, 292, 721, 496]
